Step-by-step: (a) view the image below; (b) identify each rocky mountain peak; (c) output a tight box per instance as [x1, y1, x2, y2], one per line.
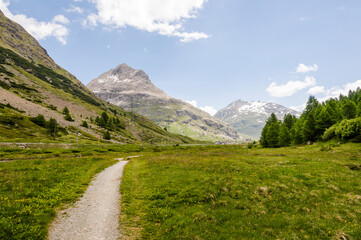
[106, 63, 149, 83]
[87, 63, 168, 98]
[110, 63, 149, 80]
[215, 99, 300, 139]
[87, 64, 241, 142]
[0, 9, 4, 16]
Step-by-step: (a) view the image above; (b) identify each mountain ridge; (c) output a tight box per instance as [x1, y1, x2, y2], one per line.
[0, 12, 194, 144]
[87, 64, 241, 142]
[214, 99, 300, 139]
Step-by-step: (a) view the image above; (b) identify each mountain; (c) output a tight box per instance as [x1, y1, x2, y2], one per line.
[87, 64, 240, 142]
[214, 100, 300, 140]
[0, 11, 195, 144]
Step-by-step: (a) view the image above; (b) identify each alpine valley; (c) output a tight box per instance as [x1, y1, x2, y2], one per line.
[214, 100, 300, 140]
[0, 10, 197, 145]
[87, 64, 241, 142]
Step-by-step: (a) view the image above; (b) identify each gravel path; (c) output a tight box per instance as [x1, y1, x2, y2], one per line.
[48, 159, 129, 240]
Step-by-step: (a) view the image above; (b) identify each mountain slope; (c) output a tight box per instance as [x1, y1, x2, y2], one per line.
[0, 11, 194, 144]
[87, 64, 240, 142]
[214, 100, 300, 139]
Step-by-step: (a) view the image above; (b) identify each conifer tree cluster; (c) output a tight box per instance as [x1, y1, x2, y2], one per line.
[260, 88, 361, 147]
[31, 114, 58, 138]
[95, 112, 125, 131]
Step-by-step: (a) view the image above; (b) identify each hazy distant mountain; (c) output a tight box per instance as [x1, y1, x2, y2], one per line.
[87, 64, 240, 142]
[214, 100, 300, 140]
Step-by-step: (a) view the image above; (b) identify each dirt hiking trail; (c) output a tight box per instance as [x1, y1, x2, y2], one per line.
[48, 158, 130, 240]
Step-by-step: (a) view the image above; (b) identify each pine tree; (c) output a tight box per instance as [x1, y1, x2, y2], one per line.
[283, 114, 295, 130]
[64, 112, 73, 121]
[326, 98, 342, 123]
[32, 114, 46, 127]
[279, 123, 291, 147]
[81, 121, 88, 128]
[260, 124, 269, 147]
[103, 131, 111, 140]
[266, 121, 280, 148]
[268, 113, 278, 124]
[62, 106, 73, 121]
[303, 112, 317, 142]
[292, 120, 304, 145]
[48, 118, 57, 140]
[303, 96, 319, 117]
[62, 106, 69, 115]
[101, 112, 109, 124]
[260, 113, 278, 147]
[341, 99, 356, 119]
[316, 106, 333, 135]
[98, 117, 106, 127]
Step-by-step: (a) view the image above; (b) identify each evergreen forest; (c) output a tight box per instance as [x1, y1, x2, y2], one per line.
[260, 88, 361, 147]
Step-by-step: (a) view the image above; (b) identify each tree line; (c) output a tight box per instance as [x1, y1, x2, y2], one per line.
[260, 88, 361, 147]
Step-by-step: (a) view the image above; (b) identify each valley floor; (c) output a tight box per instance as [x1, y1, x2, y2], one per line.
[0, 143, 360, 239]
[119, 143, 361, 239]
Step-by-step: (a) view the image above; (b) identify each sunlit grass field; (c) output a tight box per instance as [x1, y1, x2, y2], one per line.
[0, 144, 145, 240]
[120, 143, 361, 239]
[1, 143, 360, 239]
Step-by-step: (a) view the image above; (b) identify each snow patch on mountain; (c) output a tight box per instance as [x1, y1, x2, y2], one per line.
[214, 99, 301, 139]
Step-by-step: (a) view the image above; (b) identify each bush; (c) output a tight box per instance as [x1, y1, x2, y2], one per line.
[81, 121, 89, 128]
[103, 131, 111, 140]
[322, 124, 338, 141]
[335, 117, 361, 140]
[31, 114, 46, 127]
[64, 113, 73, 121]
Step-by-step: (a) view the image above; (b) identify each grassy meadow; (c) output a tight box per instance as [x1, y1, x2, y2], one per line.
[0, 143, 360, 239]
[120, 143, 361, 239]
[0, 144, 145, 240]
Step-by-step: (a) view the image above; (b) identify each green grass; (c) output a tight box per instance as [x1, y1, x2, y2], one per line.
[0, 146, 124, 240]
[120, 143, 361, 239]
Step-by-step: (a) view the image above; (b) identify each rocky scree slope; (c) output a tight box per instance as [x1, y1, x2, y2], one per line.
[0, 11, 192, 144]
[215, 100, 300, 140]
[87, 64, 240, 142]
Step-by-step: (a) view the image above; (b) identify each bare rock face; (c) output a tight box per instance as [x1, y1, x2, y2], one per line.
[88, 64, 168, 99]
[214, 100, 300, 140]
[87, 64, 241, 142]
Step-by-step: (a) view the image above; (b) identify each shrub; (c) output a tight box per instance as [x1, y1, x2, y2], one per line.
[103, 131, 111, 140]
[31, 114, 46, 127]
[322, 124, 338, 141]
[81, 121, 89, 128]
[64, 113, 73, 121]
[335, 117, 361, 140]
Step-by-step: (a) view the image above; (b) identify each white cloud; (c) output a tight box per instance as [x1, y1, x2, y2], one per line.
[199, 106, 217, 116]
[319, 79, 361, 102]
[84, 0, 210, 42]
[186, 100, 198, 107]
[74, 0, 82, 2]
[0, 1, 69, 45]
[186, 100, 217, 116]
[267, 76, 317, 98]
[53, 15, 70, 25]
[296, 63, 319, 73]
[307, 86, 325, 95]
[66, 5, 84, 14]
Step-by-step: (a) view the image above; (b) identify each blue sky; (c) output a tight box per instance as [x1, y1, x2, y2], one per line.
[1, 0, 361, 115]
